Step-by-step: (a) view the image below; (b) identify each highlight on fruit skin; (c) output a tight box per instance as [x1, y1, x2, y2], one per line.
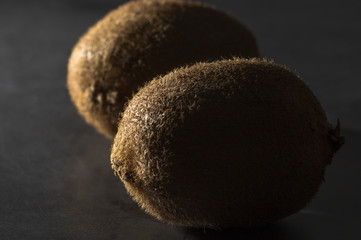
[111, 58, 345, 229]
[67, 0, 259, 138]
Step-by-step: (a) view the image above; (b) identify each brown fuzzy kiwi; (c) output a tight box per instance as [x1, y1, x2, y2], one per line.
[111, 58, 344, 228]
[67, 0, 259, 138]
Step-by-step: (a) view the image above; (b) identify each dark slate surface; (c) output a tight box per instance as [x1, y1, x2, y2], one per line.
[0, 0, 360, 239]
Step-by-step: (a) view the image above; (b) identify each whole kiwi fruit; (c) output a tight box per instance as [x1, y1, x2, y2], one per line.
[111, 58, 344, 228]
[67, 0, 259, 138]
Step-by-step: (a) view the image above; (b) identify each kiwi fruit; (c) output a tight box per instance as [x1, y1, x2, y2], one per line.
[67, 0, 259, 138]
[111, 58, 344, 228]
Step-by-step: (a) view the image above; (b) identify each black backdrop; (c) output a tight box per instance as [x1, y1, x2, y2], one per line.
[1, 0, 360, 239]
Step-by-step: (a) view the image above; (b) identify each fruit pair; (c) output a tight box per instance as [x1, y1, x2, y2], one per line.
[68, 0, 344, 228]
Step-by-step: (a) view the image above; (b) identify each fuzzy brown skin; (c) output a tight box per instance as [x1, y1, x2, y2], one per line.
[111, 58, 344, 228]
[67, 0, 259, 138]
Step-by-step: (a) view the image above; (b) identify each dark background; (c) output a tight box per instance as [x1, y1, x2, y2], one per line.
[1, 0, 360, 239]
